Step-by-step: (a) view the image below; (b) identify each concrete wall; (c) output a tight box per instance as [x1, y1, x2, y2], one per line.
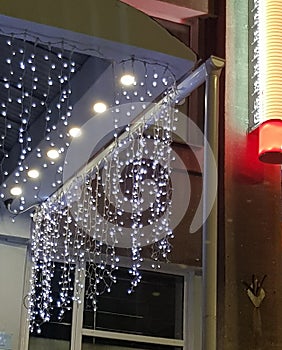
[224, 0, 282, 348]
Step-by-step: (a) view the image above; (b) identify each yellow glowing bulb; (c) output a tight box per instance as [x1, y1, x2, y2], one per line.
[93, 102, 107, 114]
[69, 127, 82, 138]
[27, 169, 40, 179]
[120, 74, 135, 86]
[10, 186, 22, 196]
[47, 149, 60, 160]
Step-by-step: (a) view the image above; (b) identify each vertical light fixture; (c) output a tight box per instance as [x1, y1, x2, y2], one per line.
[255, 0, 282, 163]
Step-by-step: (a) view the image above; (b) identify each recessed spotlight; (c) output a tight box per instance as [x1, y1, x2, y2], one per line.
[120, 74, 135, 86]
[47, 148, 60, 160]
[27, 169, 40, 179]
[69, 127, 82, 138]
[10, 186, 22, 196]
[93, 102, 107, 114]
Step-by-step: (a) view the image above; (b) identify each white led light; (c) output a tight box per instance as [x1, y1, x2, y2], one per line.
[69, 127, 82, 138]
[120, 74, 135, 86]
[10, 186, 22, 196]
[47, 148, 60, 160]
[27, 169, 40, 179]
[93, 102, 107, 114]
[26, 58, 180, 332]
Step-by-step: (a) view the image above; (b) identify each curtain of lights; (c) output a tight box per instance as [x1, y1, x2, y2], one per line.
[28, 86, 177, 332]
[0, 33, 76, 201]
[0, 32, 178, 332]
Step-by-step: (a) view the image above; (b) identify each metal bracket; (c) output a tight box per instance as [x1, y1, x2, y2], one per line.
[242, 274, 267, 308]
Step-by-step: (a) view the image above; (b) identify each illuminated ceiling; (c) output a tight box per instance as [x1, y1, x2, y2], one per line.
[0, 0, 197, 212]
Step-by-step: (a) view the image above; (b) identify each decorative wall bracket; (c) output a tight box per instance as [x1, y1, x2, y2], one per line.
[243, 274, 267, 308]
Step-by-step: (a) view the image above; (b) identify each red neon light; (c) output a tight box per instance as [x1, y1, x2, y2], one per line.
[258, 119, 282, 164]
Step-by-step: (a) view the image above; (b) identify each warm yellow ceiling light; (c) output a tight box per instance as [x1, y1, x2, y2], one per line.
[93, 102, 107, 114]
[120, 74, 135, 86]
[69, 127, 82, 138]
[10, 186, 23, 196]
[27, 169, 40, 179]
[47, 148, 60, 160]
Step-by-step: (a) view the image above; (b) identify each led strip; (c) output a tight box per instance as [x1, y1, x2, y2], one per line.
[257, 0, 282, 163]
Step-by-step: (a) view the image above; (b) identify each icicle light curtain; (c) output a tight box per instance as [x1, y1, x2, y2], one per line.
[0, 31, 178, 332]
[28, 87, 177, 332]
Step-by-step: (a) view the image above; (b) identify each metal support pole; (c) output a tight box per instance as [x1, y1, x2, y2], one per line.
[202, 56, 224, 350]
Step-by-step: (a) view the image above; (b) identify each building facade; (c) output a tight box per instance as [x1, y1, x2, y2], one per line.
[0, 1, 281, 350]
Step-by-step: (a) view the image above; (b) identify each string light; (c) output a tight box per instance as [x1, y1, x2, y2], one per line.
[0, 32, 179, 332]
[28, 78, 177, 331]
[0, 33, 76, 203]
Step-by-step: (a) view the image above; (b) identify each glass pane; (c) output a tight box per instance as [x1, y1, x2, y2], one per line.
[29, 262, 74, 350]
[82, 336, 183, 350]
[83, 267, 184, 339]
[29, 337, 70, 350]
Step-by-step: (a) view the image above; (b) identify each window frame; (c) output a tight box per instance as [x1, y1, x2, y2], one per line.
[20, 252, 201, 350]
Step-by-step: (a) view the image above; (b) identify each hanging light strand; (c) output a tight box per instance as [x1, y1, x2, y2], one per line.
[28, 60, 177, 331]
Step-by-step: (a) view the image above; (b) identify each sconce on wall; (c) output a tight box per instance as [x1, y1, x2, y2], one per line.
[258, 119, 282, 164]
[249, 0, 282, 164]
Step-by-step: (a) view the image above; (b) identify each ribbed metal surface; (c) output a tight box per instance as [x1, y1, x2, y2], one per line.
[0, 33, 89, 161]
